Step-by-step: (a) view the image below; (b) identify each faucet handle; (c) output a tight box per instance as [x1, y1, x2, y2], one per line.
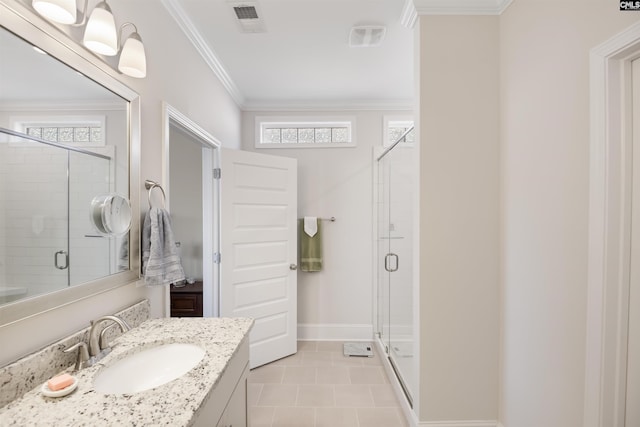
[63, 341, 90, 371]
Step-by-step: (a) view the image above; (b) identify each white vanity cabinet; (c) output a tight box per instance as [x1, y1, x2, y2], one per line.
[216, 372, 248, 427]
[194, 337, 249, 427]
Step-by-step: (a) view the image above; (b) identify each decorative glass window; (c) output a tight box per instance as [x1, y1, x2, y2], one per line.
[9, 116, 106, 147]
[384, 117, 414, 148]
[256, 117, 356, 148]
[25, 125, 103, 144]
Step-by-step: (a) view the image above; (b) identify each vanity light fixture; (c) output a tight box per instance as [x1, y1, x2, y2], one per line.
[82, 1, 118, 56]
[31, 0, 147, 78]
[117, 23, 146, 78]
[32, 0, 77, 25]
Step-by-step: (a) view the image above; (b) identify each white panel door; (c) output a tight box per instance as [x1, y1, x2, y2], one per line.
[220, 148, 297, 368]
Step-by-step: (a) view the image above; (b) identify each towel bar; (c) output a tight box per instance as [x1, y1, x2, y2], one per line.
[144, 179, 166, 208]
[299, 217, 335, 222]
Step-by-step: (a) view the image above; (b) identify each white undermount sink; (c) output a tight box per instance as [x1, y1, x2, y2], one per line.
[92, 343, 205, 394]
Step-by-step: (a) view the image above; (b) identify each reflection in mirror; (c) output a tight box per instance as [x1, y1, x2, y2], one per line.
[0, 26, 130, 307]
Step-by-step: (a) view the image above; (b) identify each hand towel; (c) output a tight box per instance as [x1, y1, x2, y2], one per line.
[117, 233, 129, 271]
[300, 218, 322, 272]
[141, 207, 185, 286]
[304, 216, 318, 237]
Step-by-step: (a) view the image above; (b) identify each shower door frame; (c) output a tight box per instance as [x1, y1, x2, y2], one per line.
[373, 124, 416, 408]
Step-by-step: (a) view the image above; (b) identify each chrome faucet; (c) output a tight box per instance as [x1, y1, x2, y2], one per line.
[88, 315, 131, 357]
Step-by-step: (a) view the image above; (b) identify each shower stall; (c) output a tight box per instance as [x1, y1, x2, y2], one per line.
[0, 128, 120, 305]
[375, 124, 416, 405]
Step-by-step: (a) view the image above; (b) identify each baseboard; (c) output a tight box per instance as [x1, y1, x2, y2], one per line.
[416, 421, 498, 427]
[297, 323, 373, 341]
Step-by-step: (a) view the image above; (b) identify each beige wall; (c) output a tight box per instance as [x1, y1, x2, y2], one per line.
[499, 2, 639, 426]
[416, 15, 500, 422]
[0, 0, 241, 366]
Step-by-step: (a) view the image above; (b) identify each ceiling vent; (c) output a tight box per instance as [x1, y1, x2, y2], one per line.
[228, 1, 266, 33]
[349, 26, 386, 48]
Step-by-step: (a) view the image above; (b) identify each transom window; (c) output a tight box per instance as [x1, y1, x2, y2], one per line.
[9, 115, 106, 147]
[25, 125, 103, 144]
[384, 117, 414, 148]
[256, 117, 356, 148]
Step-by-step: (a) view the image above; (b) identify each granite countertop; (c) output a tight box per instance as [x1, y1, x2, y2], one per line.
[0, 317, 253, 426]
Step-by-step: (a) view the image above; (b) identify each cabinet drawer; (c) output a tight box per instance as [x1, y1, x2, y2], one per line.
[170, 294, 203, 317]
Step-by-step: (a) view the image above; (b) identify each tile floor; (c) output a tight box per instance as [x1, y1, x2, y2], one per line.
[248, 341, 409, 427]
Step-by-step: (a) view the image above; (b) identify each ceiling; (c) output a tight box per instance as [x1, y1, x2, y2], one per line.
[168, 0, 415, 110]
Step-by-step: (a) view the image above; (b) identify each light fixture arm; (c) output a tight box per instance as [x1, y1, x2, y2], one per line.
[68, 0, 89, 26]
[117, 22, 138, 51]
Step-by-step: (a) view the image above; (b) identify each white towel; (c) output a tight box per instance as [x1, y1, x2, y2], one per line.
[304, 216, 318, 237]
[141, 207, 185, 286]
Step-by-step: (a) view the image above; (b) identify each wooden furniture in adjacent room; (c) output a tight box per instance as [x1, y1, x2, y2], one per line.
[170, 281, 203, 317]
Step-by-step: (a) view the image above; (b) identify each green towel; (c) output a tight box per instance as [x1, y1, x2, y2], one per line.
[300, 219, 323, 272]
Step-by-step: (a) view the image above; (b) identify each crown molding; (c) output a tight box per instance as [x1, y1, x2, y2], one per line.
[242, 98, 414, 112]
[401, 0, 418, 28]
[412, 0, 513, 16]
[161, 0, 245, 107]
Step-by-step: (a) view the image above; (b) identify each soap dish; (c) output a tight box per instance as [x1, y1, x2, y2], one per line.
[41, 376, 78, 398]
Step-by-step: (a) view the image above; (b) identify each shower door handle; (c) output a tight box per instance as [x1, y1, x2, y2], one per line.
[55, 250, 69, 270]
[384, 253, 399, 272]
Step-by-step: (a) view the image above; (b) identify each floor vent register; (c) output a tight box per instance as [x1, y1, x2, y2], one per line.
[343, 342, 374, 357]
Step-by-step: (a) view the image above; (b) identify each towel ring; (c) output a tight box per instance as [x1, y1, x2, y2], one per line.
[144, 180, 166, 208]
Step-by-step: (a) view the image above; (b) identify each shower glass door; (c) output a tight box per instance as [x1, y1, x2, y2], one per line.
[377, 130, 415, 403]
[68, 150, 112, 286]
[0, 133, 69, 301]
[0, 130, 113, 304]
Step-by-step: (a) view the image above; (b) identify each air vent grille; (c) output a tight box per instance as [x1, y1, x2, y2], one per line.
[349, 26, 386, 48]
[234, 6, 258, 20]
[228, 1, 265, 33]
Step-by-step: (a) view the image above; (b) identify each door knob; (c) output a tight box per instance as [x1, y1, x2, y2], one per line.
[290, 264, 298, 270]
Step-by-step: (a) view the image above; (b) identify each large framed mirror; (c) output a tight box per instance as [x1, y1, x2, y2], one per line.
[0, 2, 141, 324]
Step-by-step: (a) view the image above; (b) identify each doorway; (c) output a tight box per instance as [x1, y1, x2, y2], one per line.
[585, 21, 640, 427]
[164, 103, 220, 318]
[163, 104, 299, 368]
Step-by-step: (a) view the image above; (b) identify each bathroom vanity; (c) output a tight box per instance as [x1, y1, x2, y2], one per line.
[0, 317, 253, 426]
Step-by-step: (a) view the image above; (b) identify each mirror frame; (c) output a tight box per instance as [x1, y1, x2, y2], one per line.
[0, 1, 141, 326]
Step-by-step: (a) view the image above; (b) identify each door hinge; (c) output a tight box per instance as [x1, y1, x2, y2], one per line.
[213, 252, 221, 264]
[213, 168, 221, 179]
